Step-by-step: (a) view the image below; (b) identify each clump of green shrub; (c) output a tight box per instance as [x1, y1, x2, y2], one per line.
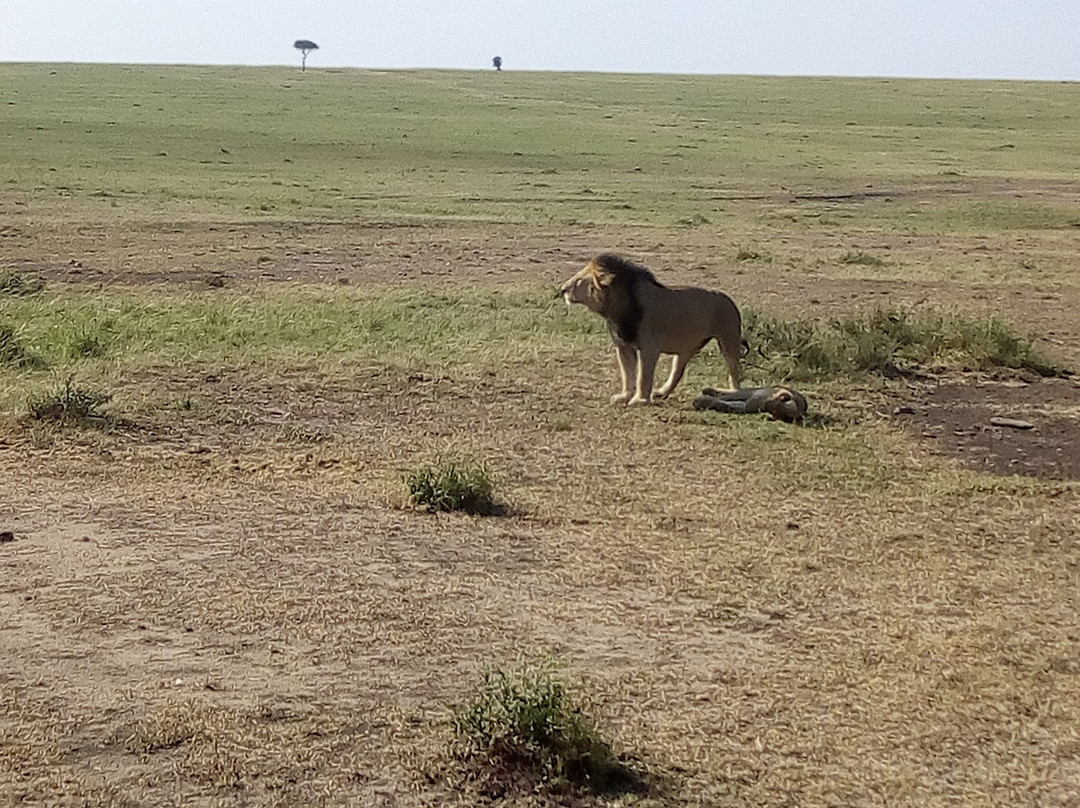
[922, 315, 1062, 376]
[405, 459, 498, 515]
[27, 378, 111, 425]
[450, 661, 629, 799]
[743, 308, 1066, 382]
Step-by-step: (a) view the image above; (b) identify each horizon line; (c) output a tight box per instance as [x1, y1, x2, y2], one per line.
[2, 59, 1078, 85]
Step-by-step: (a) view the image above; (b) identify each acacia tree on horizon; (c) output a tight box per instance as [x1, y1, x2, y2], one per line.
[294, 40, 319, 71]
[493, 55, 502, 71]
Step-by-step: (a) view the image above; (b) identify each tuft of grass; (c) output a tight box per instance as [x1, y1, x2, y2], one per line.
[735, 246, 769, 262]
[123, 702, 200, 755]
[27, 378, 111, 425]
[121, 701, 245, 788]
[743, 308, 1067, 382]
[0, 269, 45, 296]
[405, 458, 499, 515]
[840, 250, 887, 267]
[676, 213, 711, 227]
[450, 661, 632, 799]
[0, 324, 48, 370]
[68, 331, 109, 360]
[921, 315, 1065, 376]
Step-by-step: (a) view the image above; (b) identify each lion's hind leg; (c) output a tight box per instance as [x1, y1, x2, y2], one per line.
[717, 337, 743, 390]
[654, 353, 694, 400]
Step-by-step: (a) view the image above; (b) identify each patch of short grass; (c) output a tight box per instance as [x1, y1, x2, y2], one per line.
[121, 701, 246, 788]
[405, 458, 499, 515]
[840, 250, 886, 267]
[0, 324, 47, 370]
[68, 330, 109, 360]
[27, 377, 111, 425]
[123, 701, 202, 755]
[0, 285, 597, 374]
[449, 661, 636, 799]
[0, 270, 45, 297]
[923, 315, 1064, 375]
[676, 213, 711, 227]
[744, 308, 1067, 382]
[735, 246, 770, 263]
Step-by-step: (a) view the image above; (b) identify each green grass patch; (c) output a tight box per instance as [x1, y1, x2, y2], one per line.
[405, 459, 499, 515]
[5, 65, 1080, 230]
[68, 330, 110, 360]
[0, 324, 48, 370]
[0, 285, 596, 375]
[744, 308, 1067, 382]
[450, 661, 637, 799]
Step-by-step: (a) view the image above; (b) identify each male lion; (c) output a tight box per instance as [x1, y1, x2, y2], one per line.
[693, 386, 808, 423]
[560, 253, 744, 406]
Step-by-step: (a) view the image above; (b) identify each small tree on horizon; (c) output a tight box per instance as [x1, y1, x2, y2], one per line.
[294, 40, 319, 71]
[493, 55, 502, 71]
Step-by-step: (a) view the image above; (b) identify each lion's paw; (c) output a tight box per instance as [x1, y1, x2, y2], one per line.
[610, 393, 631, 405]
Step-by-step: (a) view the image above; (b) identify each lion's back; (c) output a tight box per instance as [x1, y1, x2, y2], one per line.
[636, 284, 741, 349]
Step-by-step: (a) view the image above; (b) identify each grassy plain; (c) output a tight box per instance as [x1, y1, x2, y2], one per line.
[1, 64, 1079, 807]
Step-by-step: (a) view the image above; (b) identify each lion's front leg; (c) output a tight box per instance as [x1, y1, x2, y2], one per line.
[611, 342, 637, 404]
[629, 346, 661, 406]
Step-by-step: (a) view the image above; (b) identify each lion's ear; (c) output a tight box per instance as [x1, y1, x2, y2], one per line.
[592, 271, 614, 289]
[580, 261, 603, 290]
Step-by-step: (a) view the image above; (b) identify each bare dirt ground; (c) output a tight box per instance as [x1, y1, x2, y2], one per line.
[2, 217, 1080, 806]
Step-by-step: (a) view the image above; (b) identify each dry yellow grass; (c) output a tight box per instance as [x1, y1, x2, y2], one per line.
[2, 322, 1078, 805]
[2, 66, 1080, 805]
[2, 64, 1080, 808]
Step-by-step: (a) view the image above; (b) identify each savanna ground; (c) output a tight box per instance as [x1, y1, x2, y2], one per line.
[1, 65, 1079, 806]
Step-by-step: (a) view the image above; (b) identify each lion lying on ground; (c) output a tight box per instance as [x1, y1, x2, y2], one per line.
[693, 386, 808, 423]
[560, 253, 744, 405]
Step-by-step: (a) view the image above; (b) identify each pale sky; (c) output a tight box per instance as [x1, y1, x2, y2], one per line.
[4, 0, 1080, 81]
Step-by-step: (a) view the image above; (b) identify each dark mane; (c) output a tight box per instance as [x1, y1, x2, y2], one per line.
[592, 253, 662, 344]
[593, 253, 665, 289]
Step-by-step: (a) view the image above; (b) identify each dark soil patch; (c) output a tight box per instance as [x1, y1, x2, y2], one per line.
[895, 377, 1080, 480]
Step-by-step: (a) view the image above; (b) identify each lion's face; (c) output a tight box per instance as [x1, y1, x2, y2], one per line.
[560, 261, 606, 313]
